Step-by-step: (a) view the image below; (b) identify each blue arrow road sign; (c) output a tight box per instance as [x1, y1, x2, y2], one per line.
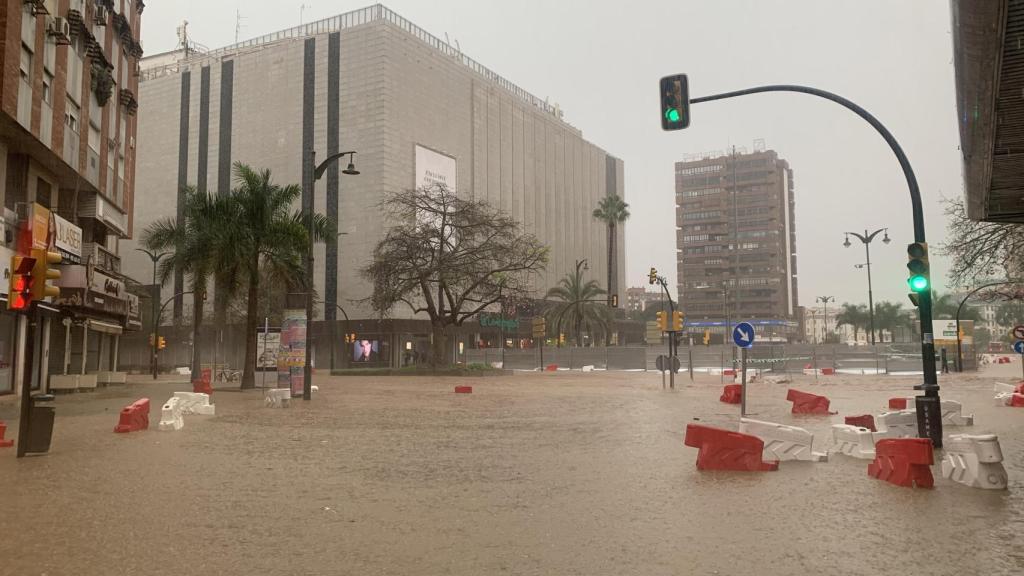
[733, 322, 755, 349]
[1014, 340, 1024, 355]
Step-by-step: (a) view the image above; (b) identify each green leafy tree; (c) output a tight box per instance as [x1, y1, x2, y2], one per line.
[545, 267, 610, 347]
[143, 188, 231, 379]
[592, 194, 629, 344]
[835, 303, 868, 343]
[214, 163, 332, 389]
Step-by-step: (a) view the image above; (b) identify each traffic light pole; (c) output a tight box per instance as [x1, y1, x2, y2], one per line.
[691, 84, 941, 446]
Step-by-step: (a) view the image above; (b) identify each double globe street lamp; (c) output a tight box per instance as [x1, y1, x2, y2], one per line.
[843, 228, 890, 346]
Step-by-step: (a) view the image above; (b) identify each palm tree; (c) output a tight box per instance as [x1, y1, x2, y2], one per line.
[143, 187, 231, 380]
[214, 163, 333, 389]
[932, 292, 982, 321]
[592, 194, 629, 345]
[835, 303, 868, 343]
[873, 301, 904, 343]
[545, 267, 609, 347]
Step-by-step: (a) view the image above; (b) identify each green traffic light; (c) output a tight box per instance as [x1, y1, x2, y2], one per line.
[909, 275, 929, 292]
[665, 108, 681, 123]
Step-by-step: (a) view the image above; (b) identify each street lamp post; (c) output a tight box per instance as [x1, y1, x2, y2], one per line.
[136, 248, 168, 379]
[303, 149, 359, 401]
[328, 232, 349, 372]
[816, 295, 834, 344]
[955, 281, 1021, 372]
[844, 229, 890, 345]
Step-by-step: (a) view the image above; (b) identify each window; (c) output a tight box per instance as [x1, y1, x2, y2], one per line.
[682, 210, 722, 221]
[20, 45, 33, 82]
[42, 70, 53, 103]
[680, 187, 724, 198]
[676, 164, 721, 176]
[682, 234, 710, 243]
[66, 99, 81, 133]
[36, 178, 52, 207]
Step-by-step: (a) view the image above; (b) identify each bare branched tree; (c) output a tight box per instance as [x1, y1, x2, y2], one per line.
[361, 184, 549, 366]
[941, 197, 1024, 286]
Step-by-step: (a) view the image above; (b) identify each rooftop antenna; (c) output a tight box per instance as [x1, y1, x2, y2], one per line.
[176, 20, 189, 53]
[235, 9, 246, 43]
[300, 3, 310, 25]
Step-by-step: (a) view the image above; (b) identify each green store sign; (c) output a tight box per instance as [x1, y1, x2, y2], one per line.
[479, 313, 519, 330]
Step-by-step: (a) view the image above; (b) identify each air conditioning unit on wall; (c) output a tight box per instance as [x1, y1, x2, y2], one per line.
[48, 16, 71, 44]
[94, 5, 108, 26]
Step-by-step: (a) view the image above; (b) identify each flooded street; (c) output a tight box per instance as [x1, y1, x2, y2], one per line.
[2, 370, 1023, 575]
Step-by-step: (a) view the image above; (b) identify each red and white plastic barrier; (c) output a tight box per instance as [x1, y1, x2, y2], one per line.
[0, 421, 13, 448]
[114, 398, 150, 433]
[844, 414, 876, 432]
[888, 397, 974, 426]
[683, 424, 779, 471]
[874, 410, 918, 439]
[158, 396, 184, 431]
[941, 434, 1008, 490]
[739, 417, 827, 462]
[786, 389, 834, 414]
[868, 438, 934, 489]
[829, 424, 876, 459]
[265, 388, 291, 408]
[173, 392, 215, 415]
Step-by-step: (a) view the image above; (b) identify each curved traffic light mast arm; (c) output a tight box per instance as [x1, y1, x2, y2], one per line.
[690, 84, 940, 443]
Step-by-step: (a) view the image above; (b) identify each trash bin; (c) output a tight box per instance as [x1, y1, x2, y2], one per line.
[25, 393, 55, 454]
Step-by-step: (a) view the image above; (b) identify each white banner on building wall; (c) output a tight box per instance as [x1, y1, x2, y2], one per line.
[414, 144, 457, 193]
[53, 213, 83, 264]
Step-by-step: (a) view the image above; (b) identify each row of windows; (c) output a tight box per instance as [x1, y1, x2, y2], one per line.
[736, 206, 774, 217]
[682, 210, 722, 221]
[679, 187, 725, 198]
[736, 229, 778, 239]
[683, 245, 725, 255]
[676, 164, 722, 176]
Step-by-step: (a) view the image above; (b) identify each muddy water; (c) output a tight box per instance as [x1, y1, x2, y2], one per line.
[1, 371, 1022, 575]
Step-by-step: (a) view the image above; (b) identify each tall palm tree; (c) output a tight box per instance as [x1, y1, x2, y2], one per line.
[873, 301, 904, 343]
[214, 163, 333, 389]
[932, 292, 981, 321]
[143, 187, 231, 380]
[592, 194, 629, 345]
[545, 267, 609, 346]
[835, 303, 868, 343]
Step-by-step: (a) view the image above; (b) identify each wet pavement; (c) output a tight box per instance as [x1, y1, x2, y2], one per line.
[1, 369, 1023, 575]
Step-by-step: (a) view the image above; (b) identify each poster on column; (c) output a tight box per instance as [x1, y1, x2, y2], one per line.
[279, 309, 307, 396]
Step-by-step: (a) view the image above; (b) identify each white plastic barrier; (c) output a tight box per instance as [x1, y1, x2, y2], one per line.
[874, 410, 918, 439]
[896, 397, 974, 426]
[829, 424, 877, 459]
[265, 388, 291, 408]
[581, 365, 595, 372]
[941, 434, 1008, 490]
[739, 418, 827, 462]
[994, 392, 1013, 407]
[994, 382, 1017, 395]
[173, 392, 215, 415]
[158, 396, 184, 431]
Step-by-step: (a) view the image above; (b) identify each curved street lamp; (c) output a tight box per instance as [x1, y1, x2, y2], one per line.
[955, 280, 1023, 372]
[843, 228, 889, 345]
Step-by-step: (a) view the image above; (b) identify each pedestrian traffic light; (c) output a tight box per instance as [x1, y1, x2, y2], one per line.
[672, 310, 684, 332]
[158, 337, 166, 350]
[659, 74, 690, 130]
[7, 255, 36, 311]
[609, 294, 618, 308]
[30, 248, 61, 300]
[656, 310, 667, 331]
[648, 267, 658, 285]
[559, 333, 566, 344]
[906, 242, 930, 293]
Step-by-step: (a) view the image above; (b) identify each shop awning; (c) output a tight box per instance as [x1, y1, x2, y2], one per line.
[86, 319, 123, 335]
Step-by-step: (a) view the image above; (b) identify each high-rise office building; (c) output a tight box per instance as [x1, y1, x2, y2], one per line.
[674, 148, 798, 341]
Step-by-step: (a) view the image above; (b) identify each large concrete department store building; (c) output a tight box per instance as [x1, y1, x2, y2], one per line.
[124, 4, 626, 367]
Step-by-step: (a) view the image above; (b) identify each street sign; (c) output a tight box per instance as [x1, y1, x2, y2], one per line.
[645, 321, 663, 343]
[732, 322, 755, 349]
[1013, 325, 1024, 340]
[656, 354, 681, 374]
[656, 355, 667, 372]
[531, 317, 546, 338]
[1014, 340, 1024, 355]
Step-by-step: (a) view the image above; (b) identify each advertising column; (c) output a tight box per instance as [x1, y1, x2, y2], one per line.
[279, 309, 307, 396]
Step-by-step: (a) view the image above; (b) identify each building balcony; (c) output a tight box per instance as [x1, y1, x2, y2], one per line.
[82, 242, 121, 275]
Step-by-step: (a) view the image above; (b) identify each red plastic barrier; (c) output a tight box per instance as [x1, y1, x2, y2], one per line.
[683, 424, 779, 471]
[820, 367, 836, 376]
[723, 369, 737, 377]
[719, 384, 742, 404]
[786, 389, 833, 414]
[0, 421, 13, 448]
[804, 363, 813, 370]
[1010, 394, 1024, 408]
[867, 438, 934, 488]
[1015, 382, 1024, 395]
[888, 397, 908, 410]
[545, 364, 558, 371]
[193, 368, 213, 395]
[844, 414, 877, 432]
[114, 399, 150, 433]
[454, 386, 472, 394]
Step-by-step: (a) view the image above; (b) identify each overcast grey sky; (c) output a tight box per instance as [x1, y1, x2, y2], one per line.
[141, 0, 961, 309]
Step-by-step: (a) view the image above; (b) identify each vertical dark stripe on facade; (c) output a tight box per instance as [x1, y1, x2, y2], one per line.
[197, 66, 210, 193]
[325, 32, 340, 323]
[605, 155, 616, 198]
[218, 60, 234, 194]
[174, 70, 192, 322]
[301, 37, 316, 306]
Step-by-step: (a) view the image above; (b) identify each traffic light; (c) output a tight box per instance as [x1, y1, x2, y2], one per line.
[659, 74, 690, 130]
[648, 267, 658, 285]
[30, 248, 61, 300]
[609, 294, 618, 308]
[7, 255, 36, 311]
[559, 333, 566, 344]
[158, 337, 167, 350]
[656, 310, 668, 331]
[703, 329, 711, 346]
[672, 310, 684, 332]
[906, 242, 930, 293]
[149, 333, 156, 347]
